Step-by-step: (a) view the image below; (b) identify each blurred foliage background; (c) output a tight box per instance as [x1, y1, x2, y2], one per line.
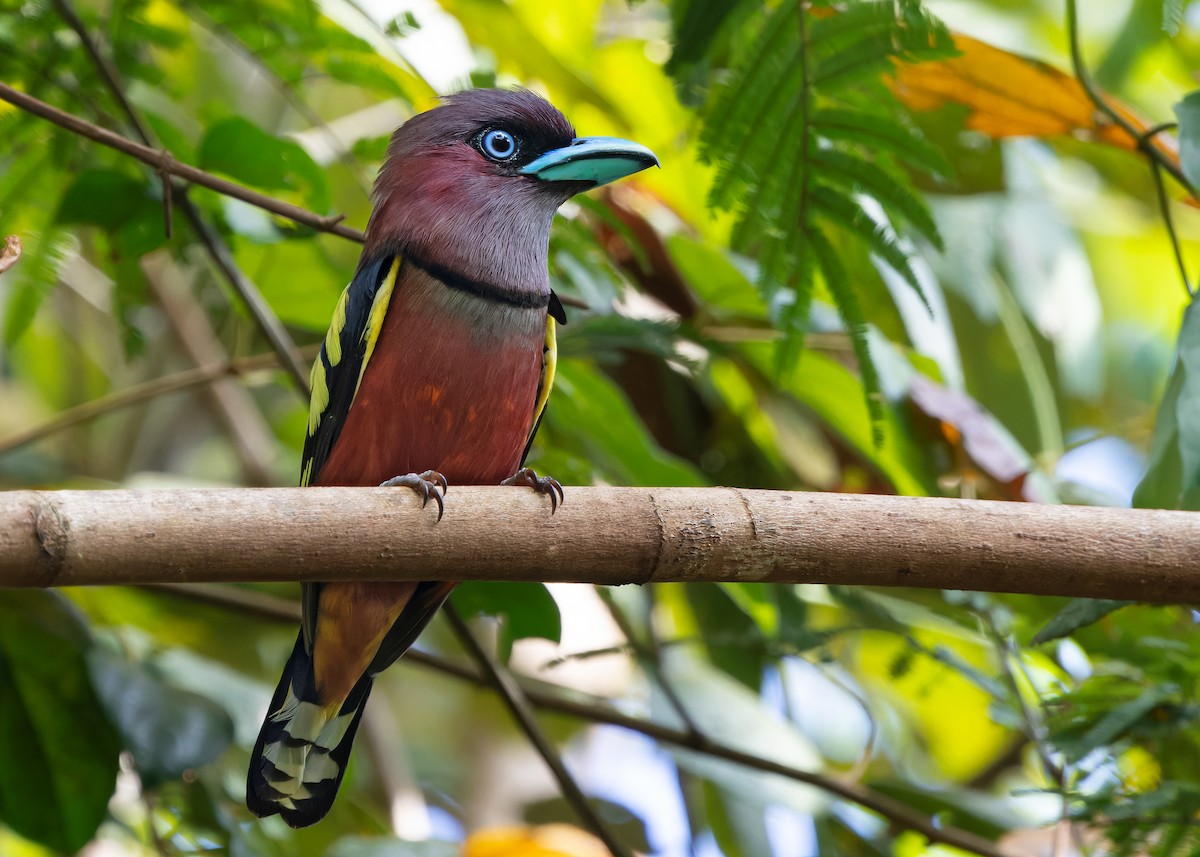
[3, 0, 1200, 855]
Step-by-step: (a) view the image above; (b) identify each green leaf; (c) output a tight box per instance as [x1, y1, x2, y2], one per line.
[198, 117, 330, 212]
[684, 583, 766, 689]
[88, 651, 234, 788]
[868, 778, 1026, 840]
[703, 784, 772, 857]
[808, 184, 932, 315]
[717, 583, 778, 636]
[1134, 299, 1200, 510]
[541, 359, 707, 488]
[811, 107, 951, 176]
[451, 582, 561, 663]
[321, 52, 411, 99]
[439, 0, 620, 118]
[1031, 599, 1135, 646]
[3, 226, 72, 346]
[0, 592, 120, 853]
[56, 169, 154, 228]
[1176, 91, 1200, 190]
[526, 795, 652, 853]
[1075, 686, 1178, 759]
[1165, 0, 1184, 36]
[806, 149, 943, 250]
[809, 224, 885, 443]
[666, 0, 744, 77]
[327, 837, 459, 857]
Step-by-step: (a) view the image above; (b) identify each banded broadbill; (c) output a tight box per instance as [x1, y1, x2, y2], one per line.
[246, 89, 657, 827]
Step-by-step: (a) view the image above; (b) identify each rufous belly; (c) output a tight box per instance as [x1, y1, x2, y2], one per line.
[314, 285, 545, 488]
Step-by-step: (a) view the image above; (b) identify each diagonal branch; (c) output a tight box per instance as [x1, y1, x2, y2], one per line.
[0, 347, 318, 459]
[46, 0, 315, 395]
[139, 582, 1008, 857]
[0, 81, 365, 245]
[443, 605, 635, 857]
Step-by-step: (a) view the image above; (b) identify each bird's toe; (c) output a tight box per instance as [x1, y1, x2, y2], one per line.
[380, 471, 449, 522]
[502, 467, 564, 514]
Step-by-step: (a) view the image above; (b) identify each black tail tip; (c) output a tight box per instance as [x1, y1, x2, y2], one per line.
[246, 767, 339, 828]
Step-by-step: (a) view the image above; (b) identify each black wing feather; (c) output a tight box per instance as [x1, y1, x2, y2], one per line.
[300, 253, 397, 654]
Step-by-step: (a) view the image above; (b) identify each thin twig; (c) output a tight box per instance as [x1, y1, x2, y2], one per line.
[981, 613, 1063, 784]
[596, 587, 702, 738]
[47, 0, 315, 395]
[1066, 0, 1194, 196]
[0, 235, 21, 275]
[185, 206, 313, 396]
[181, 3, 373, 197]
[443, 604, 635, 857]
[1149, 160, 1193, 296]
[0, 347, 317, 458]
[0, 81, 364, 244]
[1066, 0, 1196, 302]
[138, 582, 1009, 857]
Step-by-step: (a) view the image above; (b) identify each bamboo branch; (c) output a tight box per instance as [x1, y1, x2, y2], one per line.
[140, 582, 1009, 857]
[2, 487, 1199, 602]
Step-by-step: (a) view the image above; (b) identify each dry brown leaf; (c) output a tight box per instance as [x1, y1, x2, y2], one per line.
[0, 235, 20, 275]
[891, 33, 1179, 172]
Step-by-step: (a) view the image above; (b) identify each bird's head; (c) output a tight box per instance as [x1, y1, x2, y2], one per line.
[365, 89, 657, 292]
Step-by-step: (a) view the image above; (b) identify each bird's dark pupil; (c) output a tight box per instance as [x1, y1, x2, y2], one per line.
[485, 130, 515, 159]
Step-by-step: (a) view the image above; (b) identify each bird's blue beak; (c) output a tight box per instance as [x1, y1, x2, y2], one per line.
[520, 136, 659, 187]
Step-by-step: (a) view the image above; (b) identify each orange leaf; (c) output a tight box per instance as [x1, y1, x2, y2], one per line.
[890, 33, 1179, 173]
[463, 824, 613, 857]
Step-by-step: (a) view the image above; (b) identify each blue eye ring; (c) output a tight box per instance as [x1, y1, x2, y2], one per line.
[480, 129, 518, 161]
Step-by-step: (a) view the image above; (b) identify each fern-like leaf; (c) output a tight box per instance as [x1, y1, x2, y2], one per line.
[808, 184, 933, 316]
[807, 224, 884, 443]
[811, 107, 951, 176]
[688, 0, 952, 436]
[807, 148, 944, 250]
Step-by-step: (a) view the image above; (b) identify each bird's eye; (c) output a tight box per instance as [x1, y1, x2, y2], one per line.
[480, 129, 518, 161]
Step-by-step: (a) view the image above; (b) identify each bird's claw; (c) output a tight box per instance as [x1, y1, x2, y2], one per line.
[501, 467, 564, 514]
[380, 470, 448, 522]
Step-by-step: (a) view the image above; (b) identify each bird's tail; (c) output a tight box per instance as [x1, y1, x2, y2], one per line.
[246, 633, 372, 828]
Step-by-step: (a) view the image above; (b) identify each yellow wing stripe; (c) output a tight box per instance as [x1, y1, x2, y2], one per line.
[307, 359, 329, 437]
[301, 256, 402, 487]
[324, 287, 350, 367]
[357, 257, 402, 395]
[530, 314, 557, 442]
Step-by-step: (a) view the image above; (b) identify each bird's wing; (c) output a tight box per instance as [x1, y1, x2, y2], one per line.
[299, 253, 404, 653]
[519, 292, 566, 466]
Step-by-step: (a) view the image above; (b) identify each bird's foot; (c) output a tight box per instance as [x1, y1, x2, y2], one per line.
[380, 470, 448, 522]
[502, 467, 563, 514]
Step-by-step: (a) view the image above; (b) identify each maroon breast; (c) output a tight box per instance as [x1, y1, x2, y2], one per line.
[314, 283, 545, 488]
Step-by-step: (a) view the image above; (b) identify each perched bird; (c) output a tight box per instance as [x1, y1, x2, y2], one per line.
[246, 89, 658, 827]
